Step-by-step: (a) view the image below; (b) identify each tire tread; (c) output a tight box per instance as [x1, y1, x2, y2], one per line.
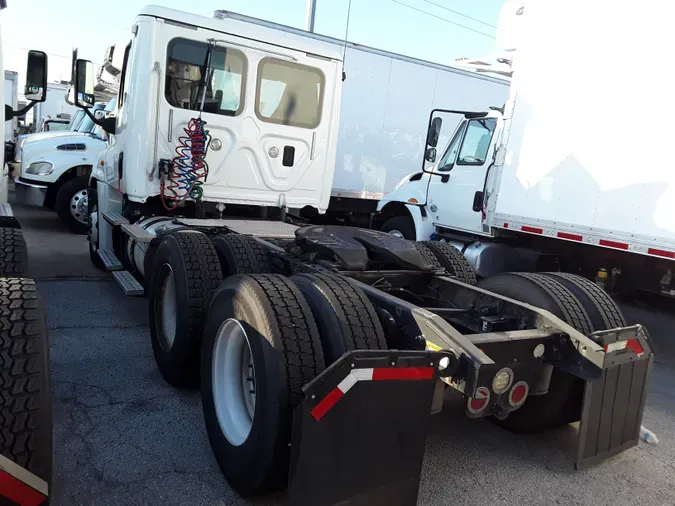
[0, 228, 27, 276]
[422, 241, 477, 285]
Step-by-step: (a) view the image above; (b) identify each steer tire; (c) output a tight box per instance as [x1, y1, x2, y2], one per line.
[0, 279, 51, 494]
[421, 241, 477, 285]
[291, 273, 387, 365]
[478, 272, 593, 432]
[149, 231, 222, 388]
[0, 227, 27, 276]
[55, 176, 89, 234]
[542, 272, 626, 330]
[211, 234, 272, 276]
[201, 274, 324, 496]
[381, 215, 415, 240]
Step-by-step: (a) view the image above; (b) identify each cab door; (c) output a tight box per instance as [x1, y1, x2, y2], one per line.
[427, 117, 497, 235]
[153, 22, 340, 211]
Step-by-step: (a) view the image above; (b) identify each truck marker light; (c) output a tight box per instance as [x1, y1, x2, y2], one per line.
[521, 225, 543, 234]
[508, 381, 529, 408]
[311, 367, 435, 421]
[407, 198, 418, 204]
[604, 338, 644, 357]
[557, 231, 583, 241]
[599, 239, 629, 250]
[467, 386, 490, 414]
[647, 247, 675, 259]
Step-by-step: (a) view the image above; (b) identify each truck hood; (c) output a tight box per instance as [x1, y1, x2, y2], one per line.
[20, 133, 106, 183]
[20, 131, 88, 147]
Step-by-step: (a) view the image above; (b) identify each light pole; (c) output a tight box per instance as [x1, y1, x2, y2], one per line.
[305, 0, 317, 32]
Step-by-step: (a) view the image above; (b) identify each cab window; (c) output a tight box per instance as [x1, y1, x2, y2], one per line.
[457, 118, 497, 165]
[165, 38, 247, 116]
[437, 122, 468, 172]
[255, 58, 324, 129]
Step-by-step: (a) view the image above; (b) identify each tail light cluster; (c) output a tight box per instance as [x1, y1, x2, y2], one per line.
[466, 368, 530, 416]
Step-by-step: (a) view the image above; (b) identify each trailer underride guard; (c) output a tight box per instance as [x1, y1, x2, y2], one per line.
[101, 216, 653, 506]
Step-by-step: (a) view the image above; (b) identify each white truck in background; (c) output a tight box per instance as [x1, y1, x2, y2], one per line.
[3, 70, 17, 166]
[378, 0, 675, 297]
[14, 100, 112, 232]
[30, 81, 77, 131]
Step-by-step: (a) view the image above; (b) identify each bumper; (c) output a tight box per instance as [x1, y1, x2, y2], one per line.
[14, 177, 48, 207]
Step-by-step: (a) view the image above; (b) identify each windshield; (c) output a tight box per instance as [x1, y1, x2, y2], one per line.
[46, 121, 69, 132]
[437, 122, 468, 172]
[68, 111, 85, 131]
[77, 103, 106, 133]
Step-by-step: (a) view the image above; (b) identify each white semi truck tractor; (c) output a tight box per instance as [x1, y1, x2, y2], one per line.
[377, 0, 675, 299]
[0, 1, 51, 502]
[77, 5, 653, 505]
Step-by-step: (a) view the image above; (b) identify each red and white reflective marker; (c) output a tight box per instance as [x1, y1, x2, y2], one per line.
[467, 386, 491, 415]
[604, 338, 644, 357]
[509, 381, 529, 408]
[0, 453, 48, 506]
[311, 366, 435, 421]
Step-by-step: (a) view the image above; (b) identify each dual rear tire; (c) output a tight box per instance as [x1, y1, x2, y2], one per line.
[147, 231, 386, 496]
[478, 271, 625, 432]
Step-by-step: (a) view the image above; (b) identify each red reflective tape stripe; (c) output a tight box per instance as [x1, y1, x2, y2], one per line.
[521, 225, 543, 234]
[311, 387, 344, 421]
[599, 239, 629, 250]
[648, 248, 675, 259]
[0, 469, 46, 506]
[626, 339, 645, 356]
[557, 232, 583, 241]
[503, 222, 509, 228]
[372, 367, 434, 381]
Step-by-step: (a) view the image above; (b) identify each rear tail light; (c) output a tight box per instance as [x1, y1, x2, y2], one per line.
[492, 368, 514, 394]
[467, 386, 491, 415]
[508, 381, 529, 408]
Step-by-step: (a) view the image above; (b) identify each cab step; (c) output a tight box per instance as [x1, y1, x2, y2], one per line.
[102, 210, 129, 226]
[97, 248, 123, 271]
[113, 270, 144, 296]
[121, 223, 154, 243]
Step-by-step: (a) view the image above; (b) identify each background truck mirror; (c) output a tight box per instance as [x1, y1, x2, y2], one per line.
[426, 117, 442, 147]
[74, 59, 96, 109]
[24, 50, 48, 103]
[425, 147, 437, 163]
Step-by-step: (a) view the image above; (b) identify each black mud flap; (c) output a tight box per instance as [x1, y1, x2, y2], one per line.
[576, 325, 654, 469]
[288, 349, 444, 506]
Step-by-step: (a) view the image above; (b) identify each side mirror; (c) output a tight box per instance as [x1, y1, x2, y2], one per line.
[74, 59, 96, 109]
[24, 50, 48, 103]
[425, 147, 437, 163]
[426, 117, 442, 148]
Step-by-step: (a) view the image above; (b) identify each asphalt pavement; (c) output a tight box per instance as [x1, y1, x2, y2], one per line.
[11, 198, 675, 506]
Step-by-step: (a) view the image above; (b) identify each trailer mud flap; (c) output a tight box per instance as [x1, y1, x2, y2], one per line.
[576, 326, 654, 469]
[288, 350, 445, 506]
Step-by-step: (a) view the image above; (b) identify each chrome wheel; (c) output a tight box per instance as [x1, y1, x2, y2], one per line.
[212, 318, 256, 446]
[388, 229, 404, 238]
[70, 188, 88, 224]
[157, 264, 177, 351]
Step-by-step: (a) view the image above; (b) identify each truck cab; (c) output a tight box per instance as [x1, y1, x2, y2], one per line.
[13, 101, 112, 233]
[377, 110, 503, 241]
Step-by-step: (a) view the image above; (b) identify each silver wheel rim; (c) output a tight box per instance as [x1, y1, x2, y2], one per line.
[158, 265, 177, 351]
[212, 318, 256, 447]
[70, 189, 88, 224]
[388, 229, 404, 238]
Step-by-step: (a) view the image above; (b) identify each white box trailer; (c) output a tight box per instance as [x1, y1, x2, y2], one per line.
[213, 10, 510, 225]
[3, 70, 18, 142]
[378, 0, 675, 296]
[31, 82, 77, 131]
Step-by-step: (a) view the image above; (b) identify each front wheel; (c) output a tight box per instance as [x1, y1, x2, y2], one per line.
[381, 215, 415, 240]
[55, 176, 89, 234]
